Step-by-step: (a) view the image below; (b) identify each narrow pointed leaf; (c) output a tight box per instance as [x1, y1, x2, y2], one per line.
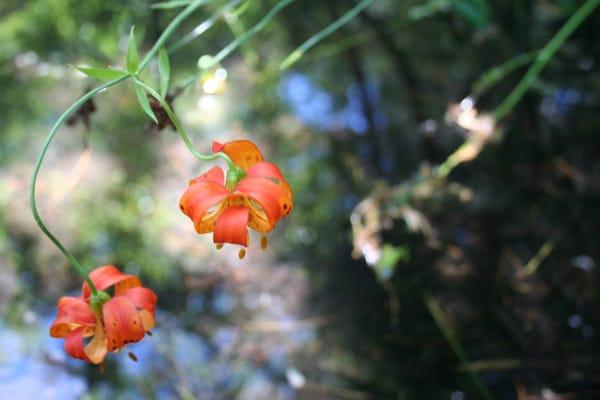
[134, 83, 158, 123]
[158, 47, 170, 97]
[151, 0, 194, 9]
[75, 66, 129, 81]
[280, 0, 374, 71]
[127, 26, 139, 73]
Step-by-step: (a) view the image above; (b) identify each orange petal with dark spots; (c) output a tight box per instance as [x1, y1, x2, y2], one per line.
[102, 297, 145, 352]
[213, 206, 249, 246]
[236, 177, 292, 226]
[122, 287, 157, 316]
[212, 140, 264, 170]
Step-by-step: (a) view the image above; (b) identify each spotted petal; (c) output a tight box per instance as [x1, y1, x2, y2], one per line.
[212, 140, 264, 170]
[103, 296, 145, 352]
[180, 171, 229, 234]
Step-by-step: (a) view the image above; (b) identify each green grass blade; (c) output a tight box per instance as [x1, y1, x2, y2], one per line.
[127, 26, 139, 73]
[134, 82, 158, 123]
[280, 0, 374, 71]
[74, 66, 129, 81]
[158, 47, 170, 97]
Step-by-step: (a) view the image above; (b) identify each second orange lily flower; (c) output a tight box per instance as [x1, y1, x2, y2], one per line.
[49, 265, 157, 364]
[179, 140, 293, 254]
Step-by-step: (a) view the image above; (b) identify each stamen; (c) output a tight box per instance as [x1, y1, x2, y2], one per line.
[146, 331, 153, 336]
[261, 235, 268, 250]
[216, 243, 223, 250]
[238, 248, 246, 259]
[128, 352, 138, 362]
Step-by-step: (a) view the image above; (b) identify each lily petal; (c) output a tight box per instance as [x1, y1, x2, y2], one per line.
[84, 317, 108, 364]
[50, 297, 95, 338]
[188, 165, 225, 186]
[121, 287, 157, 316]
[103, 297, 145, 352]
[83, 265, 140, 299]
[65, 327, 90, 362]
[180, 180, 229, 233]
[236, 176, 292, 226]
[212, 140, 264, 170]
[246, 161, 293, 202]
[213, 206, 250, 246]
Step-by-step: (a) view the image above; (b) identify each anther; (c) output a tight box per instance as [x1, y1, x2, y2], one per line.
[238, 248, 246, 259]
[261, 235, 268, 250]
[128, 352, 138, 362]
[216, 243, 223, 250]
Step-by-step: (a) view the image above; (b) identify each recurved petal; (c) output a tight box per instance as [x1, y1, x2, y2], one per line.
[121, 287, 157, 316]
[179, 180, 228, 233]
[188, 166, 225, 186]
[103, 297, 146, 352]
[236, 176, 292, 225]
[50, 296, 96, 338]
[83, 265, 141, 299]
[65, 327, 90, 362]
[246, 161, 293, 201]
[212, 140, 264, 170]
[213, 206, 250, 246]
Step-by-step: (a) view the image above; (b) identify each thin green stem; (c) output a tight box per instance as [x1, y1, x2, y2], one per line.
[203, 0, 295, 70]
[471, 50, 540, 96]
[280, 0, 374, 71]
[29, 75, 129, 295]
[31, 0, 213, 290]
[493, 0, 599, 121]
[133, 78, 236, 170]
[138, 0, 214, 71]
[168, 0, 242, 54]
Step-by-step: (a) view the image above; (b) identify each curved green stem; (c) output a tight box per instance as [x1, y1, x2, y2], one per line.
[29, 75, 129, 294]
[133, 78, 237, 170]
[493, 0, 599, 121]
[31, 0, 212, 291]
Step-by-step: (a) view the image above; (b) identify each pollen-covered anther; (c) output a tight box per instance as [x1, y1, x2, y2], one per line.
[238, 248, 246, 259]
[261, 235, 268, 250]
[216, 243, 223, 250]
[128, 351, 138, 362]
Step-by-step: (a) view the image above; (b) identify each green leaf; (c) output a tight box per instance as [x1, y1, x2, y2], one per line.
[127, 26, 139, 73]
[158, 47, 170, 97]
[374, 244, 410, 280]
[151, 0, 193, 9]
[74, 66, 129, 81]
[134, 82, 158, 123]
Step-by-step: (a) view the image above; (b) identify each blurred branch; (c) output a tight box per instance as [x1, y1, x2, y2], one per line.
[424, 294, 495, 400]
[493, 0, 600, 121]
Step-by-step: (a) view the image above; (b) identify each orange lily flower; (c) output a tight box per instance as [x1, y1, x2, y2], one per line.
[49, 265, 157, 364]
[179, 140, 293, 253]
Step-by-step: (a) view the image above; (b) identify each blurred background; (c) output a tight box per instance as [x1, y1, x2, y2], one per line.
[1, 0, 599, 399]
